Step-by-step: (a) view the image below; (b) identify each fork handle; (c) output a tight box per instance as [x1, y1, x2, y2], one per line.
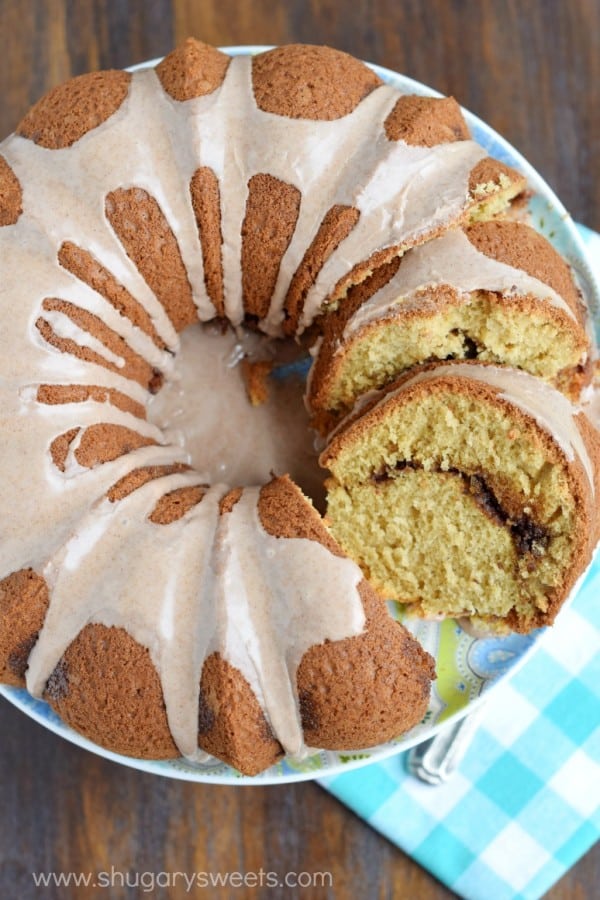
[407, 704, 486, 785]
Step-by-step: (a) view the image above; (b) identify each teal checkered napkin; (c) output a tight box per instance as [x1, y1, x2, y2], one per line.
[319, 224, 600, 900]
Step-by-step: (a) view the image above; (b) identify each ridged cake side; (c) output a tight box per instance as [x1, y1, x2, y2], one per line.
[0, 476, 434, 775]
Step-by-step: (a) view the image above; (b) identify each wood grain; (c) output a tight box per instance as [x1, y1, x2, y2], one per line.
[0, 1, 598, 897]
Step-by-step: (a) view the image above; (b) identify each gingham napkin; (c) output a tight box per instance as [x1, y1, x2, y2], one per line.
[319, 223, 600, 900]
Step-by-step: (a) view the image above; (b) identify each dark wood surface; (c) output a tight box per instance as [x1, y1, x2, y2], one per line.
[1, 1, 598, 897]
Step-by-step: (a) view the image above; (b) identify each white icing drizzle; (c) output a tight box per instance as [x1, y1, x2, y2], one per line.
[213, 488, 365, 756]
[152, 55, 486, 335]
[581, 383, 600, 432]
[344, 227, 578, 339]
[25, 481, 365, 759]
[41, 308, 127, 369]
[332, 364, 594, 494]
[299, 141, 487, 331]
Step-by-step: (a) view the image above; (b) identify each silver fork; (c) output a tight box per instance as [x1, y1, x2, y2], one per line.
[407, 703, 487, 785]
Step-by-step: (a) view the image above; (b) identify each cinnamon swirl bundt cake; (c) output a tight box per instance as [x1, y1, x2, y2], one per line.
[0, 38, 592, 775]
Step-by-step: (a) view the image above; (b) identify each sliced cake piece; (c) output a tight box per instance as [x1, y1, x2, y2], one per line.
[321, 363, 600, 633]
[466, 157, 527, 222]
[308, 220, 591, 429]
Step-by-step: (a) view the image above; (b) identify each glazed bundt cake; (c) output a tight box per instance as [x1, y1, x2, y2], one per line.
[321, 363, 600, 633]
[307, 220, 592, 429]
[1, 475, 434, 775]
[0, 38, 593, 775]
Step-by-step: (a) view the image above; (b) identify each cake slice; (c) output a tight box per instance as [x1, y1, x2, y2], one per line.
[308, 221, 591, 430]
[321, 363, 600, 633]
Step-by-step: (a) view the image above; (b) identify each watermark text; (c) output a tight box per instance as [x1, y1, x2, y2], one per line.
[32, 866, 333, 892]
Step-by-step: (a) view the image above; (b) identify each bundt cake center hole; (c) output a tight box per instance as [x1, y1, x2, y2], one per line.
[147, 322, 325, 507]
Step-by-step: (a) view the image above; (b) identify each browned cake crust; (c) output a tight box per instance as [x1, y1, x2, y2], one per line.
[283, 205, 361, 335]
[58, 241, 168, 350]
[156, 38, 230, 101]
[0, 569, 49, 686]
[42, 618, 277, 771]
[36, 383, 146, 420]
[190, 167, 225, 316]
[36, 297, 159, 389]
[466, 220, 584, 323]
[198, 652, 283, 776]
[46, 623, 179, 758]
[252, 45, 382, 120]
[298, 583, 434, 749]
[105, 188, 197, 333]
[48, 428, 81, 471]
[149, 485, 207, 524]
[49, 423, 156, 472]
[35, 593, 433, 774]
[242, 174, 301, 319]
[384, 95, 470, 145]
[35, 609, 282, 772]
[17, 71, 131, 148]
[75, 423, 156, 469]
[219, 486, 244, 515]
[0, 155, 22, 226]
[106, 463, 191, 503]
[529, 406, 600, 631]
[257, 474, 343, 552]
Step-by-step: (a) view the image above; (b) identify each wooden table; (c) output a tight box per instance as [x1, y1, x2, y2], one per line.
[1, 2, 598, 897]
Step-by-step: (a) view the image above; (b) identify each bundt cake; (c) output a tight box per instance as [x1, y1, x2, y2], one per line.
[307, 220, 592, 430]
[1, 475, 434, 775]
[321, 362, 600, 633]
[0, 38, 592, 775]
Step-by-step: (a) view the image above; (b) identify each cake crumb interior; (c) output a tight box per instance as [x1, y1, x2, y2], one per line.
[325, 389, 577, 626]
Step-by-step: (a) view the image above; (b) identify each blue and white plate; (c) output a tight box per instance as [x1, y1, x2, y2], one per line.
[2, 48, 599, 784]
